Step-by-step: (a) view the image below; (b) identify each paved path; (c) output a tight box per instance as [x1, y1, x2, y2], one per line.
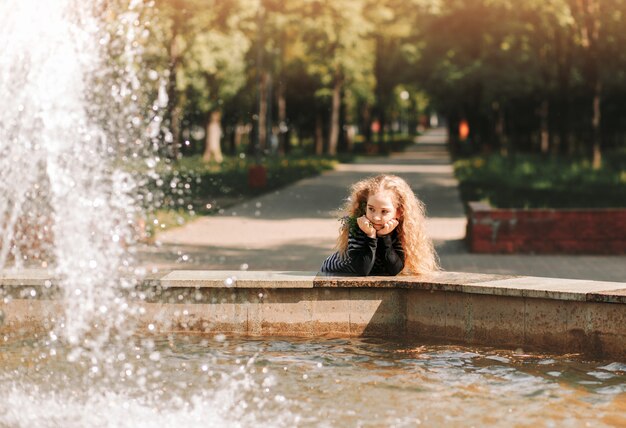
[139, 128, 626, 282]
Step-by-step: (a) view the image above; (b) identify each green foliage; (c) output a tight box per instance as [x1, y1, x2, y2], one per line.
[151, 155, 338, 214]
[134, 0, 626, 161]
[454, 150, 626, 208]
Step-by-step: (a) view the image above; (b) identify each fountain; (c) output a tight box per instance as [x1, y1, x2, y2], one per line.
[0, 1, 624, 426]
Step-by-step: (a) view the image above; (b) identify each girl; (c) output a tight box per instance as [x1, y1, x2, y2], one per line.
[320, 174, 439, 276]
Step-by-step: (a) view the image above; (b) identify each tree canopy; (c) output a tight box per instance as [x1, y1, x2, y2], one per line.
[114, 0, 626, 162]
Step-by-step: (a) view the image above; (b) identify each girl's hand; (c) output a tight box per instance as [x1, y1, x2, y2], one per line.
[376, 218, 399, 237]
[357, 215, 377, 238]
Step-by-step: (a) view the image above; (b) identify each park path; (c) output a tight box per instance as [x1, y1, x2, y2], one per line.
[139, 128, 626, 282]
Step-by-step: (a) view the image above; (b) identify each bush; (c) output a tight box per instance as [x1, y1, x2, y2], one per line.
[147, 155, 338, 215]
[454, 151, 626, 209]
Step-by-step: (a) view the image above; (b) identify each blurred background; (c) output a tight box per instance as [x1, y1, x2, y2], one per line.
[113, 0, 625, 220]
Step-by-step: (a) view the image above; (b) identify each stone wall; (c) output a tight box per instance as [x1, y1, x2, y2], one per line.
[466, 202, 626, 254]
[1, 270, 625, 359]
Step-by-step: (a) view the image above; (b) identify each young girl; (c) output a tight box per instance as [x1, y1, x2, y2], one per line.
[320, 174, 439, 276]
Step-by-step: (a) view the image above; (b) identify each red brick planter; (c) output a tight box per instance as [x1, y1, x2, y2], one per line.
[248, 165, 267, 189]
[466, 202, 626, 254]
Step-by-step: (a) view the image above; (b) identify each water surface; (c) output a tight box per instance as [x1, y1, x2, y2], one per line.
[1, 335, 624, 427]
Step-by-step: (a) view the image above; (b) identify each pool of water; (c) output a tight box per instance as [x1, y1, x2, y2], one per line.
[1, 334, 624, 427]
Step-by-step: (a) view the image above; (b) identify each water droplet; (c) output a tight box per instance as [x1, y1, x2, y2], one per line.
[148, 324, 155, 331]
[215, 334, 226, 342]
[240, 263, 249, 271]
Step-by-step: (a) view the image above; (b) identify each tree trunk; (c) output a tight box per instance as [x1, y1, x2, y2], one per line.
[203, 111, 223, 163]
[591, 81, 602, 168]
[277, 77, 287, 155]
[258, 72, 268, 153]
[170, 104, 182, 159]
[362, 104, 372, 152]
[539, 99, 550, 155]
[234, 122, 243, 152]
[493, 102, 506, 155]
[314, 113, 324, 155]
[556, 25, 574, 155]
[327, 75, 342, 155]
[165, 19, 181, 159]
[575, 0, 602, 167]
[377, 110, 386, 154]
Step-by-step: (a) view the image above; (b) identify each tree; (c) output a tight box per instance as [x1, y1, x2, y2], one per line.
[298, 0, 373, 155]
[151, 0, 248, 160]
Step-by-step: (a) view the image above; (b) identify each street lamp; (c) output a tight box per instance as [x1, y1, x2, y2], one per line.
[400, 91, 409, 135]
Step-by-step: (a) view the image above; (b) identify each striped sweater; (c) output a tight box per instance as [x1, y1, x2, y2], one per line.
[320, 228, 405, 276]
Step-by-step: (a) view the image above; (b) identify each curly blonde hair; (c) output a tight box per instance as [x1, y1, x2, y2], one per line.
[336, 174, 440, 275]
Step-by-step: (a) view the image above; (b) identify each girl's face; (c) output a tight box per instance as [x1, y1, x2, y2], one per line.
[365, 191, 398, 230]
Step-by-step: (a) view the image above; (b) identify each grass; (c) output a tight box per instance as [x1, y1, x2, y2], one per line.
[454, 150, 626, 209]
[138, 154, 339, 235]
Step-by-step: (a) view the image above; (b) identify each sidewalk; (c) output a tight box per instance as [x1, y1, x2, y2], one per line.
[140, 128, 626, 282]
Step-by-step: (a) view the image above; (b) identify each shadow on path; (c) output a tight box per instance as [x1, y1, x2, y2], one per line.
[139, 128, 626, 283]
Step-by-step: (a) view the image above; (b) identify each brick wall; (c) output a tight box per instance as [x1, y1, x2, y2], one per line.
[466, 202, 626, 254]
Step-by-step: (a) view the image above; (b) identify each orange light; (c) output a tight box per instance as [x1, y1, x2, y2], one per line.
[459, 120, 469, 141]
[371, 120, 380, 133]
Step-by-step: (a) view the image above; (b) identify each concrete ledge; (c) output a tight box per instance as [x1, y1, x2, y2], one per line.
[1, 269, 625, 358]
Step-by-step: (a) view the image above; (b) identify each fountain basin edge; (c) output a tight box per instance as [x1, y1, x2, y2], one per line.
[1, 270, 625, 359]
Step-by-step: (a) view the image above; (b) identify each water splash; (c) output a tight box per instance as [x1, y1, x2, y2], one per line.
[0, 0, 164, 346]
